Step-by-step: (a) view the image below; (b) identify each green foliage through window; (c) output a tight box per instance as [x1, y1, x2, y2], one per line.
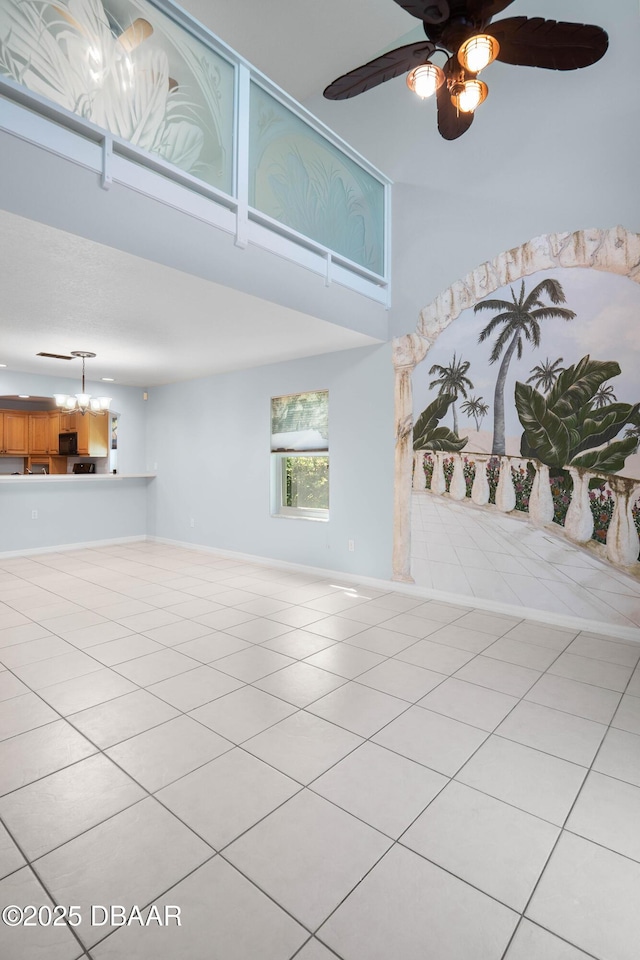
[284, 457, 329, 510]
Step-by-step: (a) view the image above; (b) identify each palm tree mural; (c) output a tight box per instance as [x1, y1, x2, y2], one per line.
[526, 357, 565, 394]
[460, 396, 489, 432]
[625, 424, 640, 453]
[475, 279, 576, 455]
[593, 383, 618, 408]
[428, 353, 473, 436]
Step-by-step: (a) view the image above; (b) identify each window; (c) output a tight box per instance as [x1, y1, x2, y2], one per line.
[271, 391, 329, 520]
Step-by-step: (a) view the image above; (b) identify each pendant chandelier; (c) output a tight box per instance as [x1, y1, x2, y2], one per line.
[53, 351, 111, 416]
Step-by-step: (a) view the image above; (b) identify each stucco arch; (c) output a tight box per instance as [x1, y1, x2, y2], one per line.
[392, 226, 640, 582]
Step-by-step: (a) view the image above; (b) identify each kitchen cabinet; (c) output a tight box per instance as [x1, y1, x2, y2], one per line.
[26, 456, 68, 474]
[77, 413, 109, 457]
[0, 406, 110, 460]
[0, 411, 28, 455]
[59, 412, 78, 432]
[48, 411, 60, 454]
[29, 413, 49, 456]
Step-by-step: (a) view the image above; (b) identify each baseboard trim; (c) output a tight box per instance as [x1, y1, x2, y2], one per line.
[0, 535, 147, 559]
[149, 536, 640, 644]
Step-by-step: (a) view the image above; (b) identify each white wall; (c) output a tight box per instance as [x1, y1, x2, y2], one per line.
[146, 343, 395, 578]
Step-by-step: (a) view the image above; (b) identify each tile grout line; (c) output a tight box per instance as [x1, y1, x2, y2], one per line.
[496, 650, 640, 959]
[2, 542, 640, 958]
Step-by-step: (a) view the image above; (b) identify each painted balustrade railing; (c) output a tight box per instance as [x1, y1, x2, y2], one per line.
[412, 451, 640, 569]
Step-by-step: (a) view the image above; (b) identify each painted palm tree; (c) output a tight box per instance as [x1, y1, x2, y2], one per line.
[526, 357, 565, 394]
[593, 383, 618, 409]
[625, 424, 640, 453]
[460, 396, 489, 432]
[428, 353, 474, 435]
[475, 279, 576, 455]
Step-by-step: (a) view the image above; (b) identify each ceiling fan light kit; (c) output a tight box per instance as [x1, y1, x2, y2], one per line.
[457, 33, 499, 73]
[324, 1, 608, 139]
[406, 62, 445, 98]
[451, 77, 487, 112]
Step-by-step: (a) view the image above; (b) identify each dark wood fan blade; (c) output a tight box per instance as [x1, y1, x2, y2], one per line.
[436, 80, 474, 140]
[488, 17, 608, 70]
[324, 42, 437, 100]
[392, 1, 449, 24]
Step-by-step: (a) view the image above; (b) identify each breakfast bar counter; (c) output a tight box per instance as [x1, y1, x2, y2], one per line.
[0, 474, 156, 482]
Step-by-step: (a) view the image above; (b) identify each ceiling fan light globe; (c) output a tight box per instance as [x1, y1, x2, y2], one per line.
[97, 397, 112, 411]
[76, 393, 91, 410]
[406, 63, 444, 99]
[458, 35, 499, 74]
[452, 79, 488, 113]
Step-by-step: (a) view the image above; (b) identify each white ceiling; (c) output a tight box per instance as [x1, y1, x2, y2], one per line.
[0, 211, 379, 386]
[181, 0, 413, 102]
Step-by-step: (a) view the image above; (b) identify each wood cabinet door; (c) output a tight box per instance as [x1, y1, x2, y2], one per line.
[4, 412, 28, 455]
[60, 412, 78, 432]
[76, 413, 89, 455]
[48, 412, 61, 454]
[0, 413, 3, 453]
[29, 415, 49, 456]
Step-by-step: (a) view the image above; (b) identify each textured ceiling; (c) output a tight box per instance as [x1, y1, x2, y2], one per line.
[0, 212, 379, 386]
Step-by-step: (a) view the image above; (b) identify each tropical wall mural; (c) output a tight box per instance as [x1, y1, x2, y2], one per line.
[0, 0, 235, 191]
[249, 82, 385, 275]
[410, 264, 640, 575]
[413, 267, 640, 481]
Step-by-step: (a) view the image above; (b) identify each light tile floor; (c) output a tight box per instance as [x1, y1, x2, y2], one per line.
[0, 541, 639, 959]
[412, 492, 640, 631]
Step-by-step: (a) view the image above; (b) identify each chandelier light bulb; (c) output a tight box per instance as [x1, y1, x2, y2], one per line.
[406, 62, 444, 99]
[452, 79, 488, 113]
[458, 35, 500, 74]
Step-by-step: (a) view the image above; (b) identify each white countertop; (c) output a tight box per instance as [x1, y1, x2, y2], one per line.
[0, 473, 156, 482]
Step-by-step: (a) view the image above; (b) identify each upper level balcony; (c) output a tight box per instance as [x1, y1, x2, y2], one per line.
[0, 0, 391, 315]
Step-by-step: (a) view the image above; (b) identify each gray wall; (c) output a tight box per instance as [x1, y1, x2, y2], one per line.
[0, 479, 149, 554]
[146, 343, 395, 578]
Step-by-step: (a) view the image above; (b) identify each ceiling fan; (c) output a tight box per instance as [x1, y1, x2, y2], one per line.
[323, 1, 608, 140]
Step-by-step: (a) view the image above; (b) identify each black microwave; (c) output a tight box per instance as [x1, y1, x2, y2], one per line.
[58, 432, 78, 455]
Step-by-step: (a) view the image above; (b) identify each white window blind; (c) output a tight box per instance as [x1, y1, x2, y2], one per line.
[271, 391, 328, 452]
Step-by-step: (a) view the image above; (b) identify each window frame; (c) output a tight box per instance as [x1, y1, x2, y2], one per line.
[271, 452, 329, 522]
[270, 391, 329, 522]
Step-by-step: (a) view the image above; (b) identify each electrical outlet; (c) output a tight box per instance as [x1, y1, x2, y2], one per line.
[190, 518, 195, 528]
[31, 509, 38, 520]
[348, 539, 355, 552]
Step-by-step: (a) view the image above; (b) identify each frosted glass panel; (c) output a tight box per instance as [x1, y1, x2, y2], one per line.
[249, 83, 385, 276]
[0, 0, 234, 192]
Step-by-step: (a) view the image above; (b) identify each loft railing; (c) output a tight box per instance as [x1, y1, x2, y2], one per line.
[413, 451, 640, 570]
[0, 0, 390, 303]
